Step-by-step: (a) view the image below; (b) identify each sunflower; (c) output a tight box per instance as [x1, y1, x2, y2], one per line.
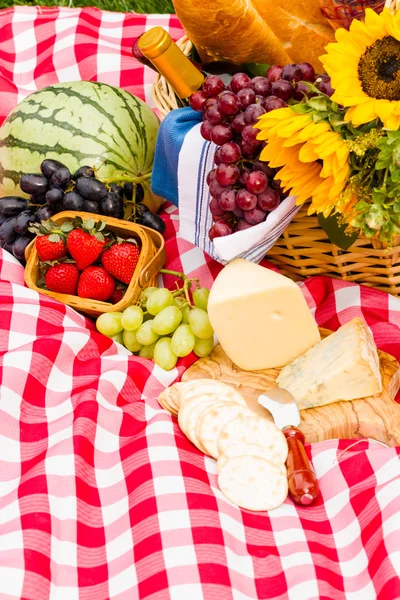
[320, 8, 400, 130]
[257, 108, 350, 216]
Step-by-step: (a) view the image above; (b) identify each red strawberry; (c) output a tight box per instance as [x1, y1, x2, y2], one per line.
[29, 219, 70, 262]
[45, 263, 79, 295]
[36, 236, 66, 262]
[77, 266, 115, 301]
[67, 217, 110, 270]
[101, 240, 141, 284]
[110, 287, 126, 304]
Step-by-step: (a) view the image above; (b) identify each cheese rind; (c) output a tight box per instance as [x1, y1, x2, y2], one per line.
[207, 258, 320, 371]
[277, 317, 382, 409]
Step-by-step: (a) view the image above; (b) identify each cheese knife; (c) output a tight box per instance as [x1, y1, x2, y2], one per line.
[258, 388, 320, 506]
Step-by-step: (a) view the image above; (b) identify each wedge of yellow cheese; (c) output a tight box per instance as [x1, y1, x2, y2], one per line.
[277, 317, 382, 409]
[207, 258, 320, 371]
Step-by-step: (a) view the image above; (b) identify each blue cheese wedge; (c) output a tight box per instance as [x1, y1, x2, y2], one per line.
[276, 317, 382, 410]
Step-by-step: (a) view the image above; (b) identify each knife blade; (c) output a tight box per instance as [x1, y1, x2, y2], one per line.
[258, 388, 320, 506]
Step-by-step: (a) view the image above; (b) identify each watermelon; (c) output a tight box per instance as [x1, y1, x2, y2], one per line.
[0, 81, 160, 199]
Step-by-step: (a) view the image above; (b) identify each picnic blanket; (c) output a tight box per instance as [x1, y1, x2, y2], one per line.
[0, 7, 400, 600]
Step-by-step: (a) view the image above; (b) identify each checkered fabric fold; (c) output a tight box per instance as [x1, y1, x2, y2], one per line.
[0, 7, 400, 599]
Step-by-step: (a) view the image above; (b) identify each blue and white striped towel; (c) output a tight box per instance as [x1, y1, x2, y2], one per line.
[151, 107, 301, 265]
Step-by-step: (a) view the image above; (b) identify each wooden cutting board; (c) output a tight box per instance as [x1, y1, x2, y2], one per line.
[182, 329, 400, 446]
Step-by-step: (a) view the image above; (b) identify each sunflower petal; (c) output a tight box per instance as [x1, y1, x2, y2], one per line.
[363, 7, 388, 40]
[345, 101, 378, 125]
[375, 99, 395, 122]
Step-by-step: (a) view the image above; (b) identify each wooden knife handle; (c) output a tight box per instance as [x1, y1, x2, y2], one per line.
[283, 427, 320, 506]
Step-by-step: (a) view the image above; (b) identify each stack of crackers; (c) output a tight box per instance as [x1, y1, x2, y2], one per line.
[158, 379, 289, 511]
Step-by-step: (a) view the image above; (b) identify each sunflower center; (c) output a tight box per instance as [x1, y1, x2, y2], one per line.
[358, 36, 400, 100]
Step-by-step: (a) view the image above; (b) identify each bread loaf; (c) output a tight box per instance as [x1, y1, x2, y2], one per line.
[172, 0, 335, 70]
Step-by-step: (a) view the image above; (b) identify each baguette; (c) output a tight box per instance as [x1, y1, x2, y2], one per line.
[172, 0, 335, 70]
[172, 0, 291, 66]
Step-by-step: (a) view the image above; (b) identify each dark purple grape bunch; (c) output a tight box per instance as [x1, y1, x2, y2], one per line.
[0, 158, 168, 263]
[0, 196, 37, 260]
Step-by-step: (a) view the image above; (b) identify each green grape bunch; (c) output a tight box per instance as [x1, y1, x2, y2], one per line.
[95, 269, 214, 371]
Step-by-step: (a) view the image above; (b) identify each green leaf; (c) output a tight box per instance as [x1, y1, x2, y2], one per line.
[308, 96, 328, 112]
[85, 218, 95, 230]
[391, 168, 400, 182]
[355, 200, 370, 212]
[362, 224, 376, 238]
[318, 212, 359, 250]
[98, 221, 107, 232]
[371, 190, 387, 204]
[387, 130, 400, 142]
[388, 185, 400, 198]
[94, 232, 104, 242]
[376, 159, 392, 170]
[60, 221, 74, 232]
[48, 233, 61, 243]
[243, 62, 270, 77]
[289, 103, 311, 114]
[312, 111, 329, 122]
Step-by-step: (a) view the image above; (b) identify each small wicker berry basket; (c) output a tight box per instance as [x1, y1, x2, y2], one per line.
[24, 211, 165, 317]
[151, 7, 400, 296]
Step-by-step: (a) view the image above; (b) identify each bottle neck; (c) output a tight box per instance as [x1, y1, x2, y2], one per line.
[138, 28, 205, 99]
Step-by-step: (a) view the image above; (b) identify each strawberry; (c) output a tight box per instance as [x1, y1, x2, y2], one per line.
[29, 219, 72, 262]
[67, 217, 110, 270]
[45, 263, 79, 295]
[77, 266, 115, 301]
[110, 286, 127, 304]
[101, 239, 141, 284]
[36, 236, 66, 262]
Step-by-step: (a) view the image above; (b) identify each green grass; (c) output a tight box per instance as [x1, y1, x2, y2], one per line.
[0, 0, 174, 12]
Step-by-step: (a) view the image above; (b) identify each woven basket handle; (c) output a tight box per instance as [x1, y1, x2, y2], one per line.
[138, 244, 166, 288]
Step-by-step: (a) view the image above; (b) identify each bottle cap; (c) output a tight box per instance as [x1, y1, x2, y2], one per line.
[138, 27, 171, 59]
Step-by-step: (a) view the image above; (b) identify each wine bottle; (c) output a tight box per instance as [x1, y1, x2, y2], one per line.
[132, 37, 158, 72]
[138, 27, 205, 100]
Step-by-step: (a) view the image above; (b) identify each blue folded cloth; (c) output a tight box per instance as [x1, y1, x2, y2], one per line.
[151, 107, 202, 206]
[150, 105, 300, 264]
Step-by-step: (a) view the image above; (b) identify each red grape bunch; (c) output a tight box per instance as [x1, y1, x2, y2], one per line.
[189, 64, 333, 241]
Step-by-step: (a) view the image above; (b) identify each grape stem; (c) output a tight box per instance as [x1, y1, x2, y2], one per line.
[160, 269, 194, 307]
[160, 268, 187, 280]
[104, 173, 152, 185]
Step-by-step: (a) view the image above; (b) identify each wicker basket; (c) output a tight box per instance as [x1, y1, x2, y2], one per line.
[151, 24, 400, 296]
[24, 211, 165, 317]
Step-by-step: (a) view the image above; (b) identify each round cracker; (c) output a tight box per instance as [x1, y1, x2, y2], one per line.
[179, 396, 217, 451]
[179, 380, 246, 407]
[157, 385, 181, 416]
[217, 415, 288, 463]
[217, 443, 287, 473]
[187, 400, 227, 453]
[180, 390, 246, 447]
[194, 400, 229, 454]
[218, 455, 288, 511]
[197, 402, 254, 459]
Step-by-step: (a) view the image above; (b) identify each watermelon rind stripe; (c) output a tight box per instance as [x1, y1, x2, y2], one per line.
[113, 87, 149, 173]
[0, 134, 126, 173]
[46, 83, 140, 169]
[5, 107, 132, 173]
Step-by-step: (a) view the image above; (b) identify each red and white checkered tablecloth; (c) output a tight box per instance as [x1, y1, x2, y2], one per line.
[1, 7, 400, 600]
